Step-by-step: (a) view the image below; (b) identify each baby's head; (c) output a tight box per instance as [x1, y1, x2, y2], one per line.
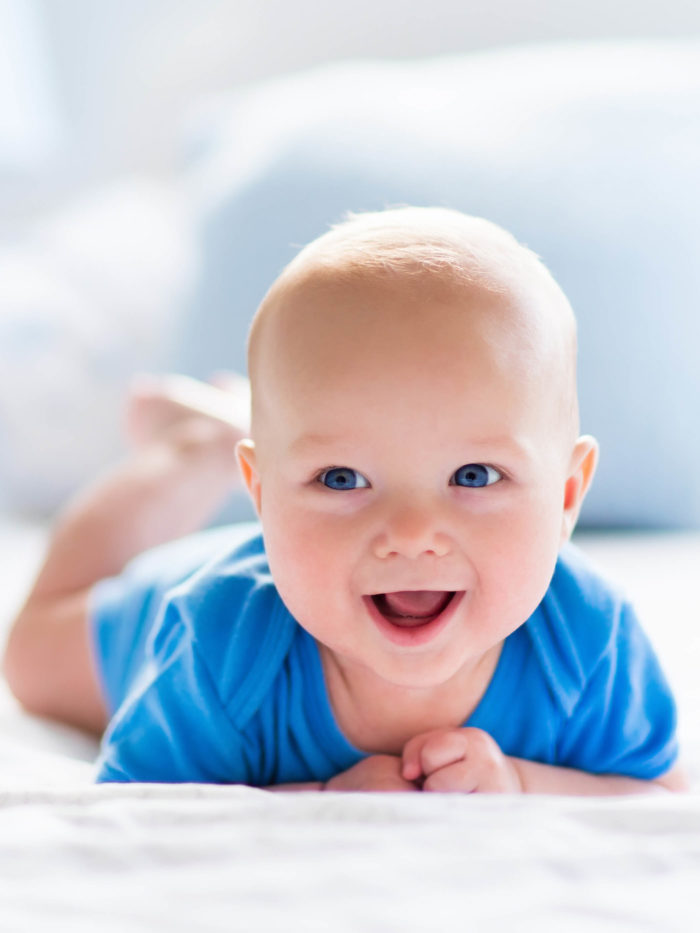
[237, 207, 598, 691]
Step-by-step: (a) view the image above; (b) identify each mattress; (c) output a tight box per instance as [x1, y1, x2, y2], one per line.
[1, 517, 698, 931]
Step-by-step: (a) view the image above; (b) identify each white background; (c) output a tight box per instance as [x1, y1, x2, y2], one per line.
[4, 0, 700, 220]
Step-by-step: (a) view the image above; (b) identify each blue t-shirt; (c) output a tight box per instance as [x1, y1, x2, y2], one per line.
[91, 523, 679, 785]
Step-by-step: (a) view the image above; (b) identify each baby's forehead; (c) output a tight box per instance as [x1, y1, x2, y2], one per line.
[254, 248, 567, 365]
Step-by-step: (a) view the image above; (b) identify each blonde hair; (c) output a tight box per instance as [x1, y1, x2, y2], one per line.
[277, 206, 546, 291]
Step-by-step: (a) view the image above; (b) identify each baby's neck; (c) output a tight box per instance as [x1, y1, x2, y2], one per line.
[318, 642, 503, 756]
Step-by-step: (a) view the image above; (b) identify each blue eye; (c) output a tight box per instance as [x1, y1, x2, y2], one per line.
[451, 464, 502, 488]
[318, 468, 370, 490]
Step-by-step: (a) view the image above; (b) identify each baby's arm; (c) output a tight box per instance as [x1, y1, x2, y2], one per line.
[269, 755, 420, 792]
[269, 734, 688, 794]
[511, 756, 688, 794]
[401, 727, 689, 795]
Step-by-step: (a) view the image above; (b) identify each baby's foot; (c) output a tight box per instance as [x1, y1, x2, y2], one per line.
[124, 372, 251, 449]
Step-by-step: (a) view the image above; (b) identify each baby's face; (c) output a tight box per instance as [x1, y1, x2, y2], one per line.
[239, 270, 594, 692]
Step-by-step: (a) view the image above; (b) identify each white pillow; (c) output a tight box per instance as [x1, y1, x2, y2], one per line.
[0, 180, 196, 514]
[176, 40, 700, 528]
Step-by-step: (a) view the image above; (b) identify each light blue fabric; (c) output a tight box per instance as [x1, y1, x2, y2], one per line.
[176, 40, 700, 528]
[92, 524, 678, 786]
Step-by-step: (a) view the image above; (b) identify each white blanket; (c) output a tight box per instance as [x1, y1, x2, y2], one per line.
[1, 519, 698, 930]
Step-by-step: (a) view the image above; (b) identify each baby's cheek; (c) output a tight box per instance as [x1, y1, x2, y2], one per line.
[476, 504, 560, 619]
[262, 505, 344, 614]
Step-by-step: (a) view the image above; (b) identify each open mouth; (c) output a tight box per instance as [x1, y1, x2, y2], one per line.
[365, 589, 464, 646]
[370, 590, 457, 628]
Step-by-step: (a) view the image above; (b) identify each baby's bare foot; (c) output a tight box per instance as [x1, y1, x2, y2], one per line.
[125, 373, 251, 448]
[127, 415, 247, 533]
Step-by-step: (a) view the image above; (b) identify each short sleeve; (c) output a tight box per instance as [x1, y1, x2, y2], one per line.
[94, 601, 256, 784]
[90, 524, 265, 716]
[556, 602, 679, 780]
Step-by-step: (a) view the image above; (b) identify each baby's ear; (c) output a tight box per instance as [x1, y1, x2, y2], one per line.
[236, 439, 262, 515]
[561, 435, 599, 543]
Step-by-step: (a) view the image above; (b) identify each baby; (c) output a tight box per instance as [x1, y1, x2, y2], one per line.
[3, 207, 687, 793]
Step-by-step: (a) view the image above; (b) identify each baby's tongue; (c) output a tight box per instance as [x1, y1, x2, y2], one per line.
[381, 590, 451, 619]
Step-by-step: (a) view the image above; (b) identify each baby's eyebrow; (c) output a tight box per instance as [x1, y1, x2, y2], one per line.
[459, 436, 538, 467]
[465, 435, 533, 456]
[289, 432, 533, 461]
[289, 433, 345, 456]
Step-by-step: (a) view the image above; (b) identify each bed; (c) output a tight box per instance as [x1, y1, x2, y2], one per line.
[1, 517, 698, 930]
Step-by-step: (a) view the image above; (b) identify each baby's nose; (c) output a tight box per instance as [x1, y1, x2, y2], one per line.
[372, 504, 452, 560]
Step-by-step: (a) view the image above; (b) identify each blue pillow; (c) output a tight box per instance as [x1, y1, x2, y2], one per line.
[175, 40, 700, 529]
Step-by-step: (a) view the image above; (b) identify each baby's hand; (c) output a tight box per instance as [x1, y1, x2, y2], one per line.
[401, 727, 523, 793]
[324, 754, 421, 792]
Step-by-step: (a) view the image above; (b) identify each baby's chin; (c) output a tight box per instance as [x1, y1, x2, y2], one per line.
[358, 644, 491, 693]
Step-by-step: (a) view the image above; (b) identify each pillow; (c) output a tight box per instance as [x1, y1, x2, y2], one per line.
[0, 180, 195, 514]
[175, 39, 700, 529]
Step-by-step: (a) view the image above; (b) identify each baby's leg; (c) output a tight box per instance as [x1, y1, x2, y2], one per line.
[2, 376, 248, 735]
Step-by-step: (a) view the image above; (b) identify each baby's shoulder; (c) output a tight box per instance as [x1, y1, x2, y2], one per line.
[525, 543, 636, 713]
[549, 542, 628, 623]
[168, 522, 274, 621]
[150, 524, 298, 727]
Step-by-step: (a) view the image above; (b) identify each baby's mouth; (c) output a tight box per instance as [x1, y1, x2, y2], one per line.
[370, 590, 456, 628]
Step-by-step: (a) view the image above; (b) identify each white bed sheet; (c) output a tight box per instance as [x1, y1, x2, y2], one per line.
[1, 518, 698, 931]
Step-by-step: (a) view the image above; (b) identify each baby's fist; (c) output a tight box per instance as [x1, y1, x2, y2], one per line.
[402, 727, 523, 794]
[324, 754, 421, 793]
